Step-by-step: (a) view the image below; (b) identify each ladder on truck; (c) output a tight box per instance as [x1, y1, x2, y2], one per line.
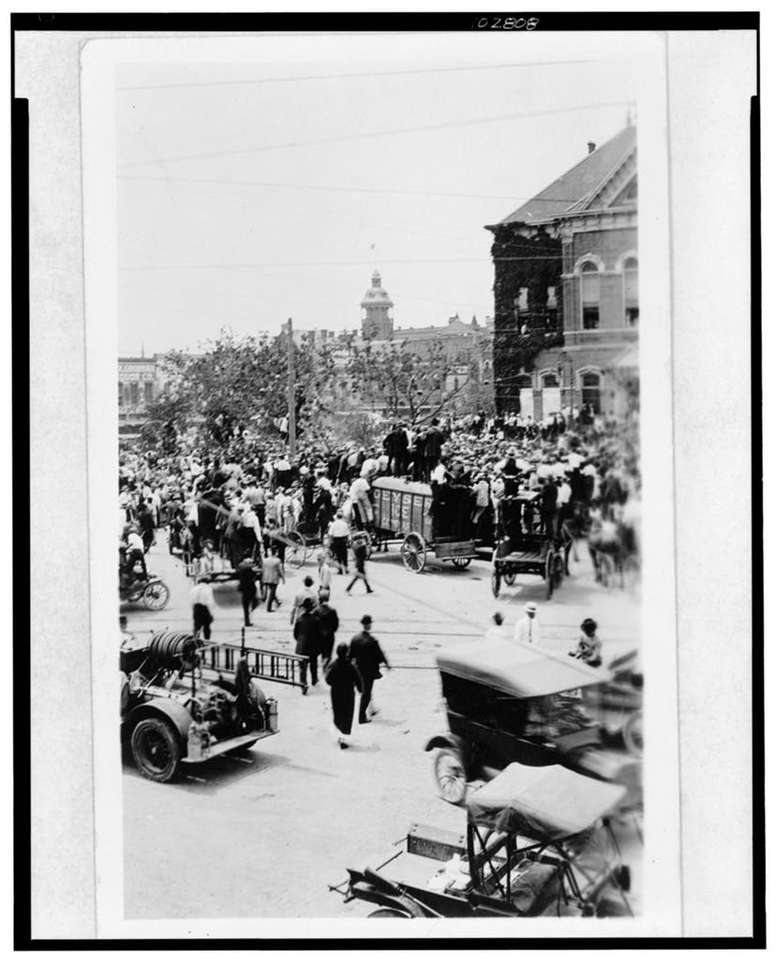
[201, 632, 309, 691]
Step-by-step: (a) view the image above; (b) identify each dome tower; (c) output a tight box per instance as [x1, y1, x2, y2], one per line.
[360, 270, 394, 340]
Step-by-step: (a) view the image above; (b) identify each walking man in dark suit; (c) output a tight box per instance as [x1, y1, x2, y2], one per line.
[293, 596, 321, 693]
[349, 615, 390, 724]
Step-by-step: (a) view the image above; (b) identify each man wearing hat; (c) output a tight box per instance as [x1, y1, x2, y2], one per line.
[349, 615, 391, 724]
[293, 596, 322, 693]
[513, 601, 541, 645]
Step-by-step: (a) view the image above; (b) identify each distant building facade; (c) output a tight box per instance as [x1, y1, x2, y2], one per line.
[118, 355, 166, 436]
[353, 270, 494, 416]
[485, 125, 638, 419]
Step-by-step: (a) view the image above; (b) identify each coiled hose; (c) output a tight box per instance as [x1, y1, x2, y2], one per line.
[147, 630, 199, 668]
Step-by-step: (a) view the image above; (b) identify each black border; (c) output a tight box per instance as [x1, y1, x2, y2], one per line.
[12, 95, 32, 952]
[12, 11, 763, 951]
[8, 11, 762, 31]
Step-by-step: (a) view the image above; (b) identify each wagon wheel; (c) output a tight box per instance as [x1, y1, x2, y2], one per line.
[451, 556, 472, 569]
[295, 519, 319, 539]
[552, 553, 565, 591]
[545, 549, 557, 600]
[433, 748, 467, 805]
[503, 571, 517, 586]
[622, 711, 643, 756]
[284, 531, 307, 569]
[143, 579, 170, 611]
[401, 532, 426, 573]
[130, 717, 181, 783]
[491, 563, 502, 598]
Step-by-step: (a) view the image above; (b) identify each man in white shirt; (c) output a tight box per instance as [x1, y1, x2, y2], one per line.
[349, 475, 372, 527]
[430, 461, 447, 485]
[513, 602, 541, 645]
[360, 453, 380, 479]
[191, 577, 216, 639]
[557, 478, 572, 508]
[125, 527, 147, 578]
[328, 511, 351, 574]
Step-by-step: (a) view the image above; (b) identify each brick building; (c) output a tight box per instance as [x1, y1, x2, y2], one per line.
[485, 124, 638, 419]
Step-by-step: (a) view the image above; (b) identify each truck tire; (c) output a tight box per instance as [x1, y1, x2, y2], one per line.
[130, 716, 181, 783]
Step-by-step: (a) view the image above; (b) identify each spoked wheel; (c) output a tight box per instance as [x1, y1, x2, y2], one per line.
[491, 563, 502, 598]
[433, 748, 467, 805]
[451, 556, 472, 569]
[143, 580, 170, 610]
[401, 532, 426, 573]
[130, 717, 180, 782]
[284, 531, 307, 569]
[622, 711, 643, 756]
[551, 554, 565, 592]
[296, 520, 320, 540]
[545, 550, 557, 600]
[368, 908, 411, 919]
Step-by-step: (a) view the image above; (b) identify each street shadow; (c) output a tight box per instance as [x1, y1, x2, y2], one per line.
[123, 745, 338, 793]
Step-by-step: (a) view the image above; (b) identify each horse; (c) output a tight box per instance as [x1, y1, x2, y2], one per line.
[587, 511, 638, 588]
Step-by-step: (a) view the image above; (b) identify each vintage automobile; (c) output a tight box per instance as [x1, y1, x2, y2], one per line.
[425, 641, 642, 806]
[120, 630, 306, 782]
[331, 761, 635, 918]
[369, 476, 486, 573]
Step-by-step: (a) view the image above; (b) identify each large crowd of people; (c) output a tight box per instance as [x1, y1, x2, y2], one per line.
[119, 405, 641, 744]
[120, 405, 639, 559]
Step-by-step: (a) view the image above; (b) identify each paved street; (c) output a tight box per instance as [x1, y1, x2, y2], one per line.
[122, 532, 641, 919]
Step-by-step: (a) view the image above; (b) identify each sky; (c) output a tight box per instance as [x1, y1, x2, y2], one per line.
[116, 32, 641, 356]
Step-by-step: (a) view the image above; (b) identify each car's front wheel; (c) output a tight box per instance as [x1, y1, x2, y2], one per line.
[130, 717, 181, 782]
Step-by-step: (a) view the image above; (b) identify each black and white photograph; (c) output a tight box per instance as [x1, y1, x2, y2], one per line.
[14, 14, 760, 946]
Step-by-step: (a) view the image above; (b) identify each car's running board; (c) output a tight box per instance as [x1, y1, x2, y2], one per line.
[180, 730, 274, 762]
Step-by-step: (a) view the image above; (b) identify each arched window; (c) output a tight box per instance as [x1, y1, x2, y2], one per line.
[541, 372, 559, 388]
[580, 262, 600, 329]
[623, 257, 639, 326]
[580, 372, 601, 413]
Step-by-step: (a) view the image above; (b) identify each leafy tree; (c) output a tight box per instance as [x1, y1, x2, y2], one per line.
[147, 328, 335, 447]
[345, 339, 468, 427]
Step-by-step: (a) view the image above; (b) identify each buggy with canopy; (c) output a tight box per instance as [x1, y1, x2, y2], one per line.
[426, 641, 642, 806]
[330, 762, 636, 918]
[491, 490, 571, 600]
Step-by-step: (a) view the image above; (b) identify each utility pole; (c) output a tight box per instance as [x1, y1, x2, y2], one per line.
[286, 317, 297, 455]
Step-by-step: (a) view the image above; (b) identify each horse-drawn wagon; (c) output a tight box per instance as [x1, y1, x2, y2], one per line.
[490, 491, 570, 600]
[370, 477, 482, 573]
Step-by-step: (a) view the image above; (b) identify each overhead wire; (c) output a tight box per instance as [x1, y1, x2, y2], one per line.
[117, 58, 600, 92]
[118, 98, 634, 169]
[118, 173, 583, 206]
